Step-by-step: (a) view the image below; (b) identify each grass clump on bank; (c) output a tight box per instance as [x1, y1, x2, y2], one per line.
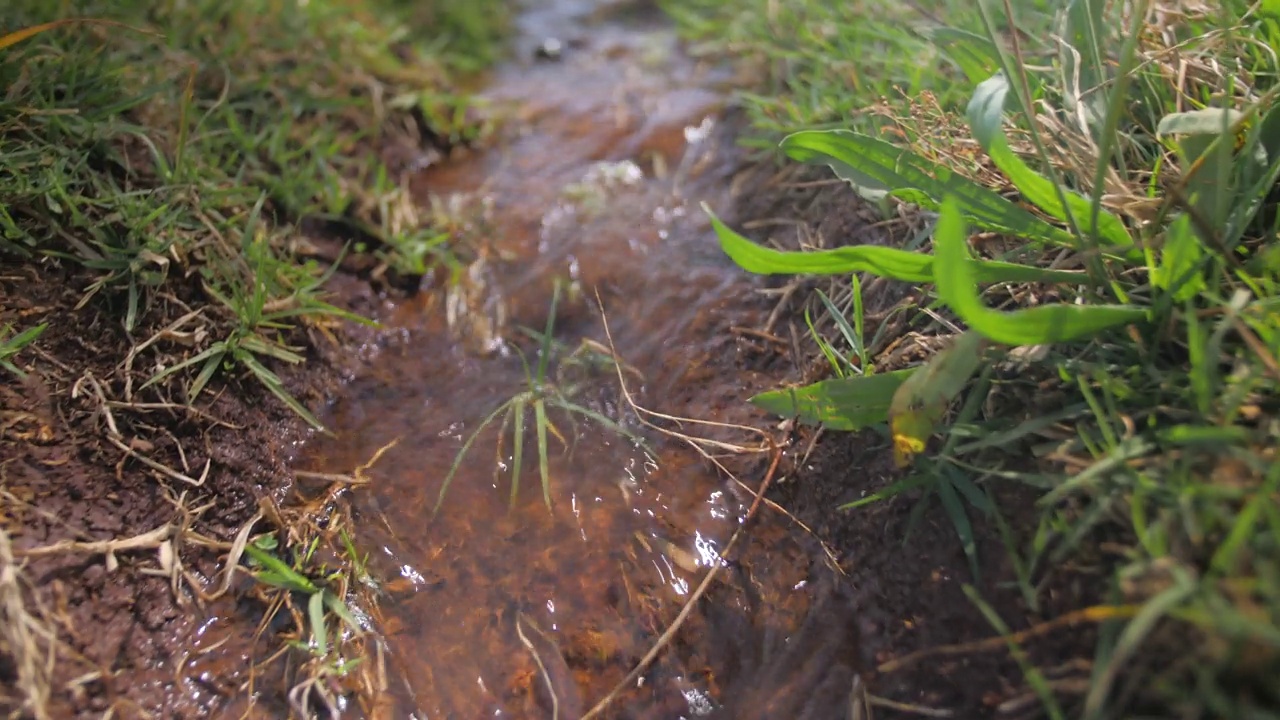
[1, 1, 507, 715]
[1, 0, 499, 423]
[677, 0, 1280, 716]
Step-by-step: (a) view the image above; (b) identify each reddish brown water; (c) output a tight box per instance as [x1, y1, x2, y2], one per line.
[296, 1, 850, 717]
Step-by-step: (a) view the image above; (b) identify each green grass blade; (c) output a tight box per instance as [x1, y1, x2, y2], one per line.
[1083, 572, 1195, 719]
[188, 351, 224, 401]
[534, 398, 551, 509]
[805, 306, 848, 377]
[238, 351, 324, 430]
[815, 289, 864, 369]
[243, 543, 318, 593]
[536, 282, 561, 384]
[308, 590, 328, 657]
[140, 341, 228, 392]
[323, 590, 363, 634]
[546, 398, 649, 451]
[510, 397, 526, 509]
[434, 400, 514, 514]
[934, 197, 1147, 345]
[849, 275, 868, 368]
[839, 471, 934, 510]
[964, 584, 1066, 720]
[937, 472, 979, 580]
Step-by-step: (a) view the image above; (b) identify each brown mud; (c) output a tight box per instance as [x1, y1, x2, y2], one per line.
[2, 0, 1101, 718]
[0, 261, 383, 718]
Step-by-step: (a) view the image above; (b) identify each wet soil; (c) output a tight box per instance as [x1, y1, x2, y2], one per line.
[0, 260, 387, 717]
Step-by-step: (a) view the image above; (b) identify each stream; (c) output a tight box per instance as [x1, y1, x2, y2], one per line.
[295, 0, 864, 717]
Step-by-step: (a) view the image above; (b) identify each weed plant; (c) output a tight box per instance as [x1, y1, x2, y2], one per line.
[435, 283, 648, 514]
[680, 0, 1280, 715]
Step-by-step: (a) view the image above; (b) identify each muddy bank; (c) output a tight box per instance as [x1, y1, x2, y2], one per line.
[0, 261, 372, 717]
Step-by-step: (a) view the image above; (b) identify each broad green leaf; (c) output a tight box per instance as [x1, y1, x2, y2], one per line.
[706, 206, 1087, 284]
[934, 197, 1146, 345]
[968, 73, 1133, 249]
[749, 369, 916, 430]
[1156, 108, 1248, 138]
[1152, 214, 1205, 302]
[779, 130, 1074, 245]
[924, 27, 1001, 85]
[889, 331, 986, 467]
[1158, 108, 1265, 227]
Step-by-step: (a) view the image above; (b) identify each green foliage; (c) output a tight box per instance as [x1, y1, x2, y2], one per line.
[688, 0, 1280, 714]
[933, 198, 1147, 346]
[750, 369, 914, 431]
[244, 537, 362, 664]
[663, 0, 1057, 138]
[780, 130, 1078, 245]
[434, 284, 649, 514]
[707, 203, 1084, 283]
[966, 74, 1133, 250]
[0, 323, 46, 378]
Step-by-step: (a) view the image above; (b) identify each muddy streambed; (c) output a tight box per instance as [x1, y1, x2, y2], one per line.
[291, 0, 865, 718]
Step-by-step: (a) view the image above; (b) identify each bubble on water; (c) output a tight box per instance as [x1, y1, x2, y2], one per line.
[682, 687, 716, 716]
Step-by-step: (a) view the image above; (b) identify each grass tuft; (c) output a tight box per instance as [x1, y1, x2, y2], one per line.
[434, 283, 650, 515]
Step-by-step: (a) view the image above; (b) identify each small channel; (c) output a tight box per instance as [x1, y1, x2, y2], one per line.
[296, 1, 855, 716]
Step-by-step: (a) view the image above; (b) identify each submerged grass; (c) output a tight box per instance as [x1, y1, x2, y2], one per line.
[675, 0, 1280, 716]
[435, 283, 649, 514]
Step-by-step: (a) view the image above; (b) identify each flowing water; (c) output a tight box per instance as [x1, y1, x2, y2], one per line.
[294, 1, 863, 717]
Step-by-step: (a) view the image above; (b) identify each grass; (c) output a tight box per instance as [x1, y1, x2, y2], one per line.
[434, 282, 649, 514]
[0, 322, 46, 379]
[2, 0, 505, 426]
[663, 0, 1057, 141]
[673, 0, 1280, 716]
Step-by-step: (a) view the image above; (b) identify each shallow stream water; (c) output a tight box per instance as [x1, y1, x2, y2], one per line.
[294, 1, 859, 716]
